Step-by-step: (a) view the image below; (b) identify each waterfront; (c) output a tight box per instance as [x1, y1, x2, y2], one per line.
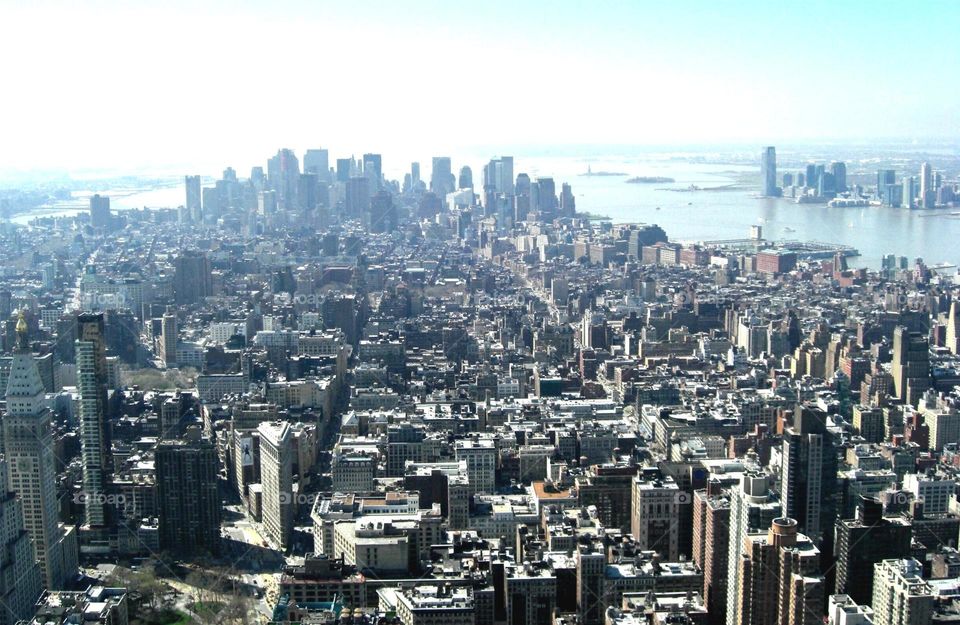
[12, 153, 960, 270]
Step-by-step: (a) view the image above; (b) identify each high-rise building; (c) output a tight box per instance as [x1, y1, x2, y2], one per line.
[160, 310, 177, 368]
[3, 314, 78, 589]
[303, 148, 330, 181]
[430, 157, 454, 197]
[258, 421, 293, 550]
[877, 169, 897, 195]
[806, 163, 818, 190]
[156, 435, 221, 555]
[336, 158, 352, 183]
[725, 469, 782, 625]
[369, 190, 397, 234]
[891, 326, 930, 406]
[760, 147, 779, 197]
[89, 194, 112, 229]
[0, 456, 44, 625]
[902, 176, 917, 208]
[76, 313, 111, 530]
[630, 475, 680, 560]
[534, 177, 557, 214]
[693, 486, 730, 625]
[410, 162, 421, 190]
[173, 250, 213, 306]
[560, 183, 576, 216]
[919, 162, 932, 204]
[871, 559, 934, 625]
[458, 166, 473, 190]
[734, 517, 823, 625]
[831, 161, 847, 192]
[184, 175, 202, 222]
[267, 148, 301, 209]
[945, 301, 960, 356]
[781, 405, 838, 543]
[362, 153, 382, 187]
[834, 496, 912, 606]
[345, 176, 371, 219]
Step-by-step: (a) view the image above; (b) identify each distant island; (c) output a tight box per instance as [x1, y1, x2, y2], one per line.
[626, 176, 675, 184]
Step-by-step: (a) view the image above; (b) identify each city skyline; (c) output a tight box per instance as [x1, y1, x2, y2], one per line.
[1, 0, 958, 172]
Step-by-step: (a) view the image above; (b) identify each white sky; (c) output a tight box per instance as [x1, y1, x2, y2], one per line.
[1, 0, 957, 175]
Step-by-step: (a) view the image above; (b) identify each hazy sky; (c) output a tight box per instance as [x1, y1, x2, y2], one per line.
[2, 0, 957, 175]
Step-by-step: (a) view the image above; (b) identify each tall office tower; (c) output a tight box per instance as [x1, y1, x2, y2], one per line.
[891, 326, 930, 406]
[298, 173, 318, 211]
[902, 176, 917, 208]
[783, 172, 794, 187]
[781, 405, 838, 543]
[410, 162, 421, 190]
[515, 172, 531, 199]
[345, 176, 371, 219]
[725, 470, 782, 625]
[430, 157, 454, 196]
[760, 147, 778, 197]
[834, 496, 912, 606]
[630, 475, 680, 560]
[831, 161, 847, 192]
[919, 162, 932, 201]
[76, 313, 111, 529]
[498, 156, 514, 195]
[693, 487, 730, 625]
[0, 456, 43, 625]
[362, 153, 382, 185]
[251, 166, 265, 191]
[534, 177, 557, 213]
[173, 250, 213, 305]
[160, 310, 177, 368]
[258, 421, 293, 550]
[335, 158, 352, 183]
[89, 194, 112, 229]
[184, 175, 202, 222]
[368, 190, 397, 234]
[156, 435, 221, 555]
[818, 171, 837, 198]
[734, 517, 823, 625]
[303, 148, 330, 181]
[3, 315, 78, 589]
[458, 166, 473, 190]
[267, 148, 301, 209]
[805, 163, 817, 189]
[560, 183, 576, 216]
[871, 559, 934, 625]
[947, 301, 960, 355]
[877, 169, 897, 195]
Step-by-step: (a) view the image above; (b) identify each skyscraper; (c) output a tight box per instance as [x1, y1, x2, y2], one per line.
[834, 496, 912, 606]
[430, 157, 454, 196]
[89, 194, 112, 229]
[173, 250, 213, 306]
[156, 435, 221, 556]
[734, 517, 823, 625]
[184, 175, 202, 222]
[831, 161, 847, 192]
[871, 559, 934, 625]
[160, 310, 177, 368]
[76, 313, 111, 530]
[0, 456, 43, 625]
[410, 162, 421, 190]
[760, 147, 779, 197]
[726, 470, 782, 625]
[3, 314, 78, 589]
[458, 166, 473, 190]
[919, 162, 932, 202]
[303, 148, 330, 181]
[781, 405, 838, 543]
[891, 326, 930, 406]
[362, 153, 382, 187]
[258, 421, 293, 550]
[267, 148, 301, 209]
